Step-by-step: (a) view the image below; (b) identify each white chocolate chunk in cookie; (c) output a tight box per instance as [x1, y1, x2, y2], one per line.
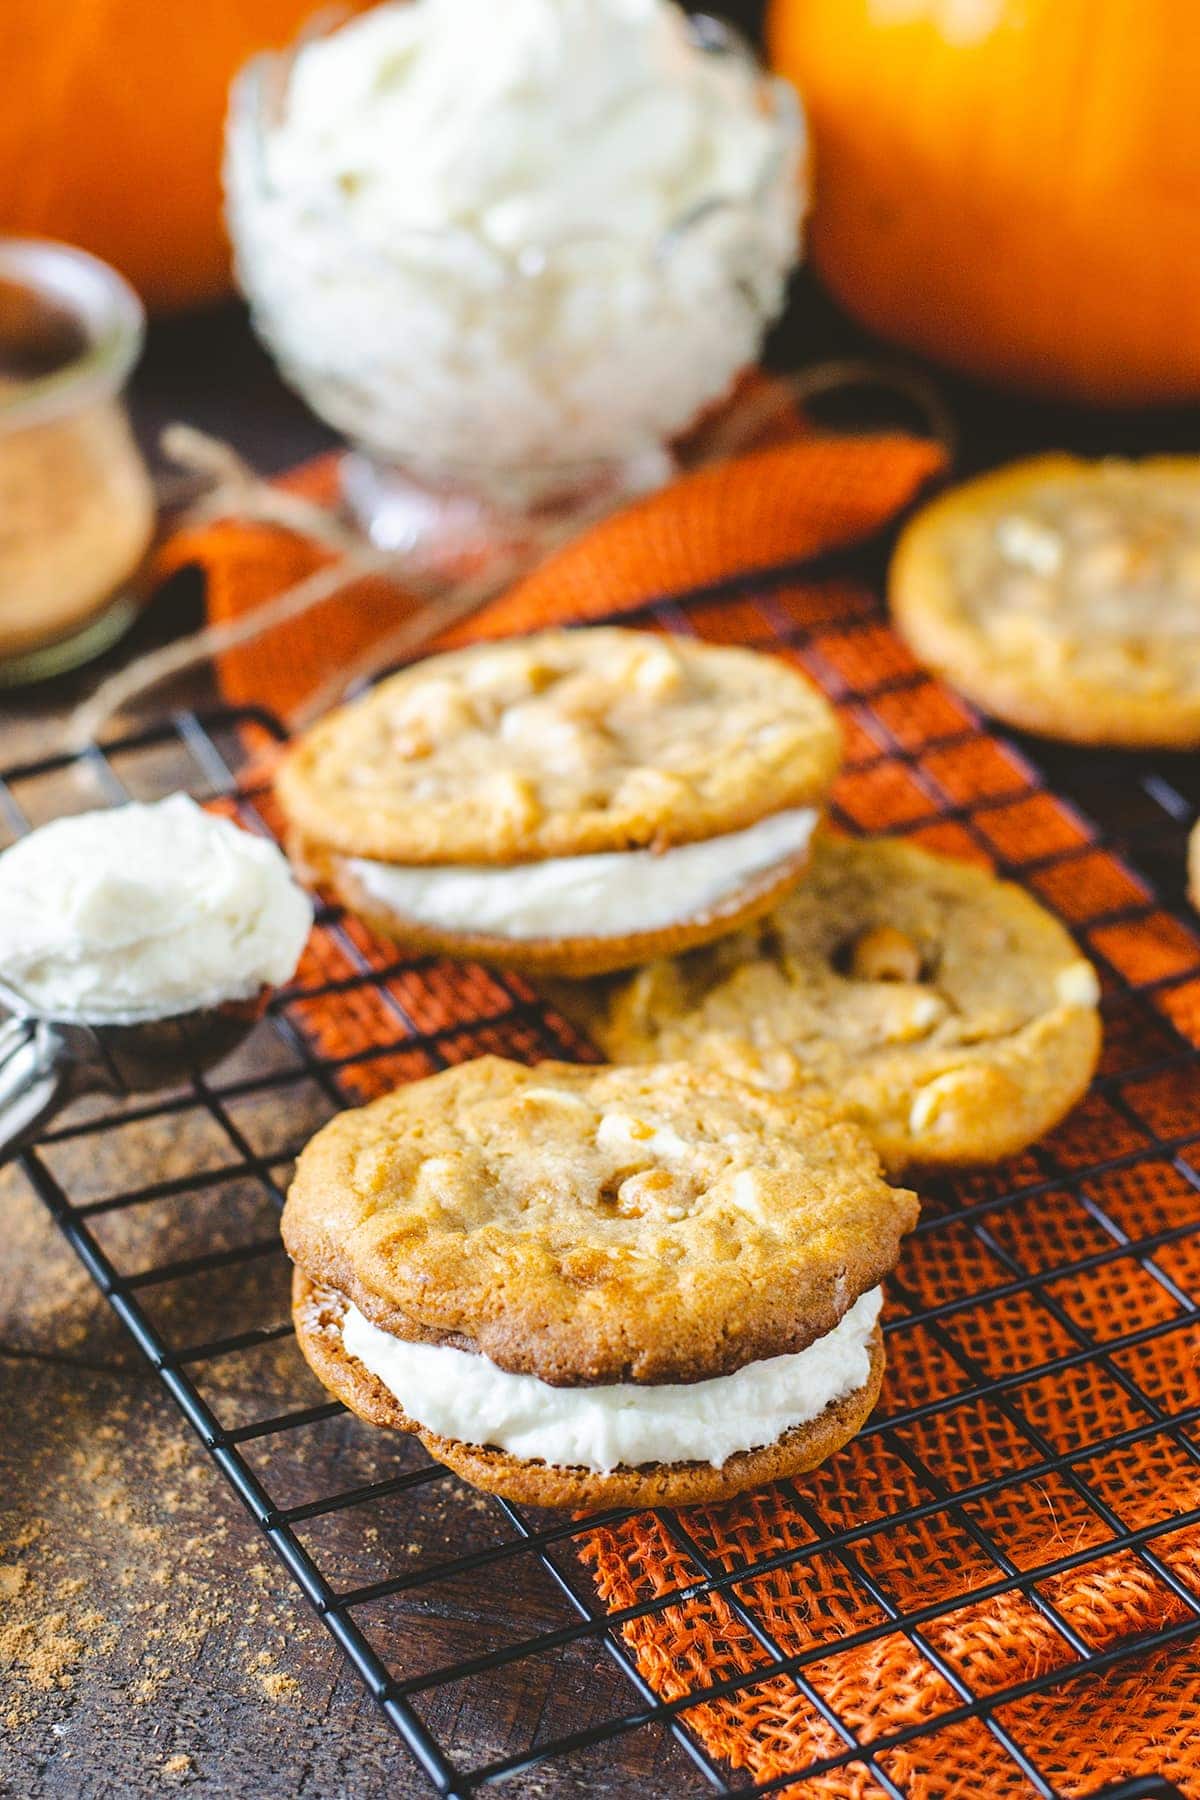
[1056, 960, 1102, 1007]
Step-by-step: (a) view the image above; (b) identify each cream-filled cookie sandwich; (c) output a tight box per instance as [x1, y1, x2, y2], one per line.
[284, 1057, 917, 1509]
[276, 628, 840, 976]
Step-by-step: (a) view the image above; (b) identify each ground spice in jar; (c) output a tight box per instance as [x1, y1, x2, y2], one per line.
[0, 239, 156, 684]
[0, 371, 155, 667]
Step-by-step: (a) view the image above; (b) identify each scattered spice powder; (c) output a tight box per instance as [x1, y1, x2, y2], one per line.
[0, 1387, 316, 1734]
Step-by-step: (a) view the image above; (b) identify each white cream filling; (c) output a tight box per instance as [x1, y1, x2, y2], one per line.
[342, 1286, 881, 1473]
[345, 807, 817, 942]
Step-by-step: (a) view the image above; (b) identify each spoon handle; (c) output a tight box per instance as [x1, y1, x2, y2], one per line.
[0, 1018, 97, 1163]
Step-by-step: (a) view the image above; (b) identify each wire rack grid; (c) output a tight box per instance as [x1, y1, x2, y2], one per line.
[4, 563, 1200, 1800]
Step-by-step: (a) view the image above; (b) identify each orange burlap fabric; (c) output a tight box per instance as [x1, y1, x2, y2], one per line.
[187, 430, 1200, 1795]
[156, 430, 946, 717]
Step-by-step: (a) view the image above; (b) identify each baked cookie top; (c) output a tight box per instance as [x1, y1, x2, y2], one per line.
[276, 628, 841, 864]
[282, 1055, 916, 1386]
[566, 834, 1102, 1173]
[891, 454, 1200, 747]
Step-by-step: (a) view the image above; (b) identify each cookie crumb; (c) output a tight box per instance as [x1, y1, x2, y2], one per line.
[0, 1565, 27, 1602]
[259, 1671, 300, 1703]
[0, 1609, 85, 1691]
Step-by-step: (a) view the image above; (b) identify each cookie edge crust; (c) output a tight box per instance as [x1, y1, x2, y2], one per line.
[275, 631, 843, 865]
[314, 834, 817, 977]
[890, 455, 1200, 749]
[292, 1270, 885, 1510]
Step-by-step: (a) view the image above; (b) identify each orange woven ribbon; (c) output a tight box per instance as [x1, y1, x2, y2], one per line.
[199, 428, 1200, 1794]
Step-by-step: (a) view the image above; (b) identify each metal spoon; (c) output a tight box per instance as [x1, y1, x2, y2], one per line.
[0, 977, 270, 1162]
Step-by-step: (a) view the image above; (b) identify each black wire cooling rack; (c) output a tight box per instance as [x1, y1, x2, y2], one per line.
[4, 571, 1200, 1800]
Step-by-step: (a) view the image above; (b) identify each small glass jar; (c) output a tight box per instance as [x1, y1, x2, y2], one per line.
[0, 239, 155, 687]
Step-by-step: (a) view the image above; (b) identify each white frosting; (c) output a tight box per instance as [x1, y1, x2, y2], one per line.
[0, 795, 313, 1024]
[342, 1287, 882, 1473]
[345, 807, 818, 942]
[225, 0, 804, 491]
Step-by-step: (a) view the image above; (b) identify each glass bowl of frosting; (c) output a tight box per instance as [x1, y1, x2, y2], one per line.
[224, 0, 807, 563]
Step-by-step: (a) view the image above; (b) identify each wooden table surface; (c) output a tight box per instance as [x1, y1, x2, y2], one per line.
[2, 275, 1198, 1800]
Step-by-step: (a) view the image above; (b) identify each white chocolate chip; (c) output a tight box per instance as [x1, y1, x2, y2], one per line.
[880, 990, 947, 1045]
[996, 513, 1064, 578]
[728, 1168, 769, 1224]
[596, 1112, 688, 1158]
[613, 1167, 690, 1218]
[414, 1154, 473, 1208]
[910, 992, 945, 1030]
[515, 1087, 591, 1113]
[629, 643, 684, 698]
[393, 678, 475, 745]
[614, 766, 691, 814]
[908, 1071, 970, 1137]
[1055, 960, 1101, 1007]
[485, 770, 542, 832]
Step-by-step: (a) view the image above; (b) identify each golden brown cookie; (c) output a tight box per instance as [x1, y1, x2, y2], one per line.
[277, 628, 840, 976]
[284, 1056, 916, 1510]
[551, 834, 1101, 1174]
[890, 454, 1200, 747]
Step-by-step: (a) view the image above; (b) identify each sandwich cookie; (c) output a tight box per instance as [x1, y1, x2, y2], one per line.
[553, 834, 1102, 1175]
[284, 1056, 917, 1509]
[277, 628, 840, 976]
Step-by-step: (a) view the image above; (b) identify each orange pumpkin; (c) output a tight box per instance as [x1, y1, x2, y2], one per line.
[0, 0, 366, 313]
[768, 0, 1200, 404]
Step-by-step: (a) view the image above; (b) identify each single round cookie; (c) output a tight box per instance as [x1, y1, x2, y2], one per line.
[552, 834, 1101, 1175]
[284, 1056, 917, 1509]
[277, 628, 840, 976]
[890, 454, 1200, 747]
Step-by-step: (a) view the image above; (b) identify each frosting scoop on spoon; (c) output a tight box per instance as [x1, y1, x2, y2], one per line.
[0, 794, 313, 1158]
[0, 793, 312, 1024]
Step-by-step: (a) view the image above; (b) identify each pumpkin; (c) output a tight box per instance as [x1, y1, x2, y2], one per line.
[768, 0, 1200, 404]
[0, 0, 366, 313]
